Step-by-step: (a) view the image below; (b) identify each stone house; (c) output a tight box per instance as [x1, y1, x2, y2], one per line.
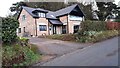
[17, 4, 84, 37]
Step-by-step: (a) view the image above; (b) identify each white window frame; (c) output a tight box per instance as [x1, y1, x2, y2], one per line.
[38, 12, 45, 18]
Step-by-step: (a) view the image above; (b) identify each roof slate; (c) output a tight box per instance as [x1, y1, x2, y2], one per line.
[54, 4, 78, 17]
[49, 19, 63, 25]
[20, 4, 84, 20]
[22, 6, 49, 18]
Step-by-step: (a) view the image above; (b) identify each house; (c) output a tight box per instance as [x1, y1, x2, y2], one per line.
[17, 4, 84, 37]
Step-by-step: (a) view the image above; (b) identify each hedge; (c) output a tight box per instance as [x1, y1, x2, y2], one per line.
[2, 17, 19, 44]
[81, 20, 107, 31]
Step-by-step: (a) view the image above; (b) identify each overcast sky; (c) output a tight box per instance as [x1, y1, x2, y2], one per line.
[0, 0, 119, 17]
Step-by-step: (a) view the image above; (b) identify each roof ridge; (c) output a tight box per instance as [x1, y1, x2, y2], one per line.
[55, 4, 78, 12]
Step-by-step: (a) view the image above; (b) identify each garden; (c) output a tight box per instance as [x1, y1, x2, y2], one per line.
[44, 20, 119, 43]
[1, 17, 41, 66]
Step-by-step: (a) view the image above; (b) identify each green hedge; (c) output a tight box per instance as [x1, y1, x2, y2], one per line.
[2, 17, 19, 44]
[81, 20, 107, 31]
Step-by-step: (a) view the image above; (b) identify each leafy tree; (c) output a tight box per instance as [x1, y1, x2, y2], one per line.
[96, 2, 118, 21]
[2, 17, 19, 44]
[9, 2, 27, 19]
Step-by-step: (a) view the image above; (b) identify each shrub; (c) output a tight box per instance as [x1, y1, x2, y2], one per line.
[2, 45, 40, 66]
[76, 30, 119, 43]
[92, 30, 118, 42]
[81, 20, 107, 32]
[18, 37, 29, 46]
[2, 17, 19, 44]
[46, 34, 76, 41]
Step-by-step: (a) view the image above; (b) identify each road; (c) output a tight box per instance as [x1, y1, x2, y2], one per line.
[42, 37, 119, 66]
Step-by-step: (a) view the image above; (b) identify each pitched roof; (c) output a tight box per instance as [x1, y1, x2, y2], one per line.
[22, 6, 49, 18]
[19, 4, 84, 19]
[53, 4, 81, 17]
[48, 19, 63, 25]
[46, 11, 58, 19]
[46, 4, 84, 19]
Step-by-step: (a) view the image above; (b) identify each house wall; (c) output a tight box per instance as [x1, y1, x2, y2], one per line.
[18, 9, 36, 37]
[59, 15, 68, 33]
[36, 18, 49, 36]
[68, 15, 82, 33]
[59, 15, 82, 34]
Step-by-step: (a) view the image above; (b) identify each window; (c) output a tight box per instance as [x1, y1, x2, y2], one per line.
[22, 15, 26, 21]
[38, 12, 45, 17]
[18, 28, 21, 33]
[23, 27, 25, 32]
[39, 25, 47, 31]
[69, 15, 82, 21]
[41, 13, 45, 17]
[74, 25, 79, 33]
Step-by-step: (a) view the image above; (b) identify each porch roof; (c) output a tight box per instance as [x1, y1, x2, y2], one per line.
[49, 19, 63, 25]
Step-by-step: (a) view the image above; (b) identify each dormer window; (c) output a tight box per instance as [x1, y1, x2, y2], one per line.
[38, 12, 46, 18]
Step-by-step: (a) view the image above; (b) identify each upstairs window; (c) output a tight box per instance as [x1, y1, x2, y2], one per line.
[39, 25, 47, 31]
[38, 12, 46, 18]
[69, 15, 82, 21]
[22, 15, 26, 21]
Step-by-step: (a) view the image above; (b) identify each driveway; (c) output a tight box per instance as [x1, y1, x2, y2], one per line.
[29, 37, 91, 56]
[41, 37, 119, 66]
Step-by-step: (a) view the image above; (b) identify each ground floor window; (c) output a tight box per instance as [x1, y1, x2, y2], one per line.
[74, 25, 79, 33]
[62, 25, 66, 34]
[23, 27, 25, 32]
[39, 25, 47, 31]
[18, 28, 21, 33]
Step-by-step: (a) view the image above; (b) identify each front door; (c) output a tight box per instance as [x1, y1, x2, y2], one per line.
[62, 25, 66, 34]
[53, 26, 56, 34]
[74, 25, 79, 33]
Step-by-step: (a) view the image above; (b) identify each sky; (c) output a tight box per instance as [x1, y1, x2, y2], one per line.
[0, 0, 119, 17]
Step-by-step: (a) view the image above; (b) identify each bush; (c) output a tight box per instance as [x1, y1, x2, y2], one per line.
[92, 30, 118, 42]
[2, 44, 40, 66]
[81, 20, 107, 32]
[46, 34, 76, 41]
[18, 37, 29, 46]
[76, 30, 119, 43]
[2, 17, 19, 44]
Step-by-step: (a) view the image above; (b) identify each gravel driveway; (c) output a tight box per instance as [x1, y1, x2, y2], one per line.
[29, 37, 91, 56]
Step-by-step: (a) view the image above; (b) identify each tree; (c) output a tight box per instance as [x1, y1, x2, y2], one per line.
[96, 2, 118, 21]
[9, 2, 27, 19]
[2, 17, 19, 44]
